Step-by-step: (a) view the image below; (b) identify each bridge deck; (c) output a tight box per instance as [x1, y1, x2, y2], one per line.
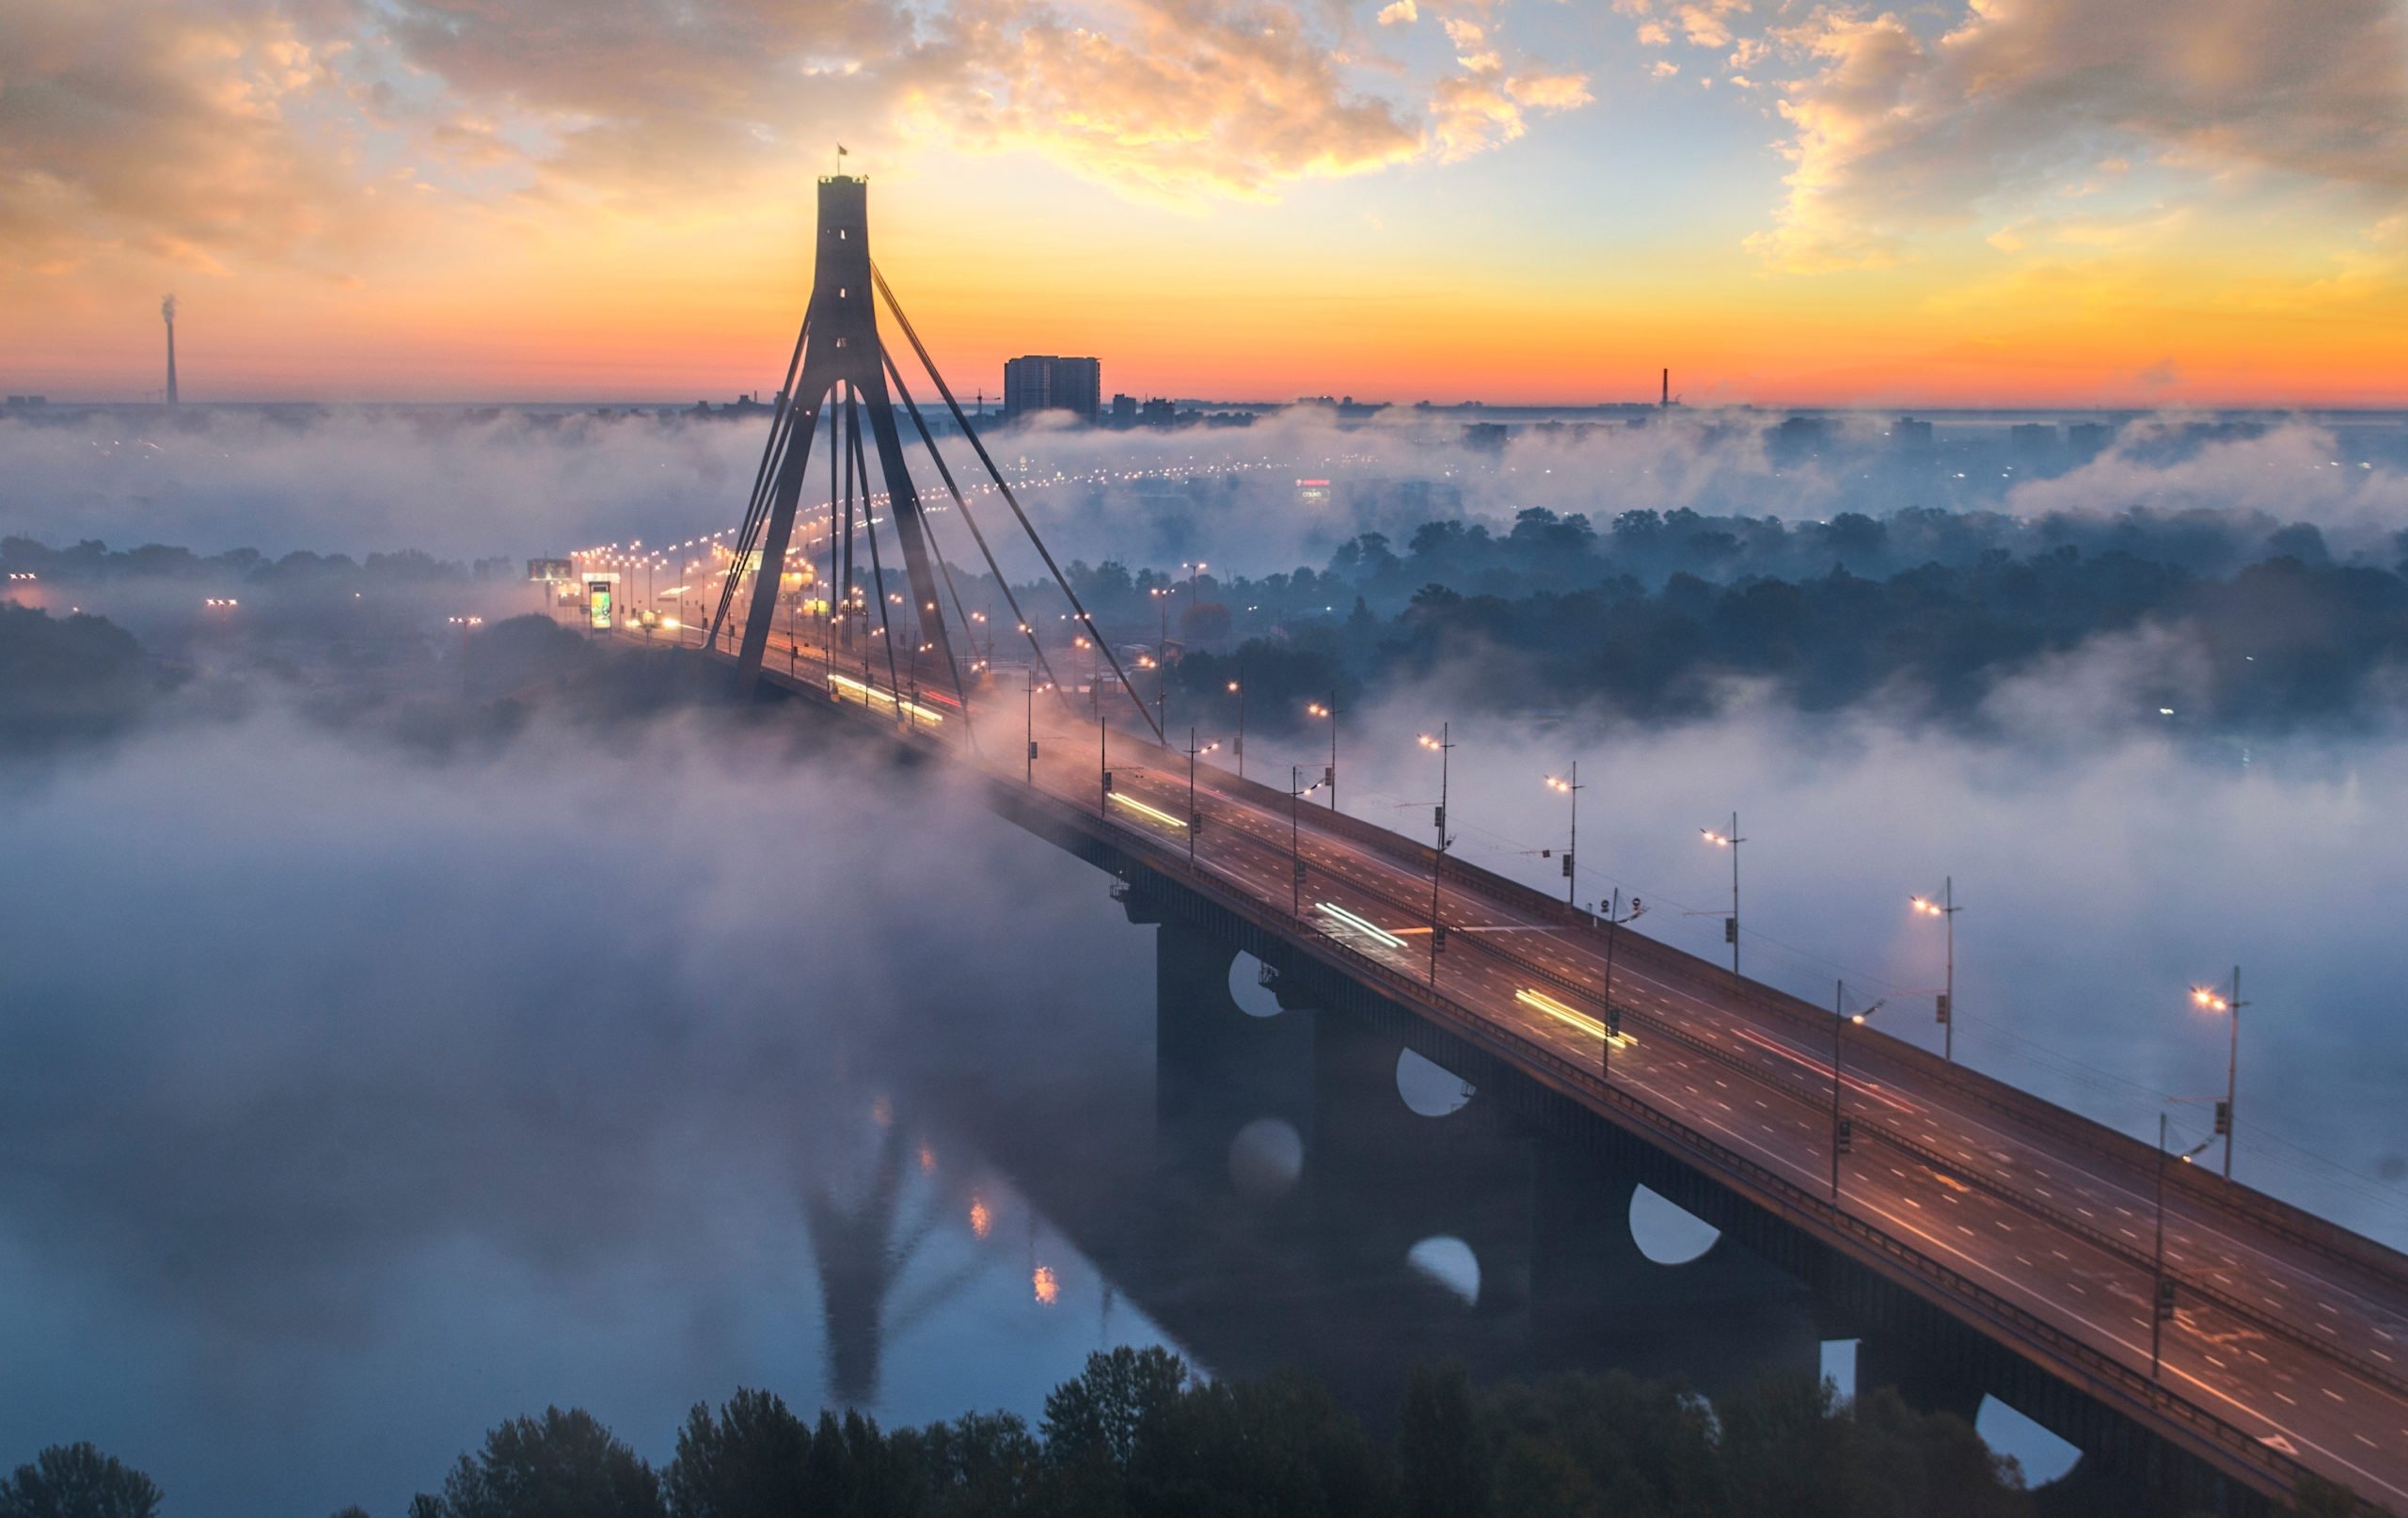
[634, 621, 2408, 1510]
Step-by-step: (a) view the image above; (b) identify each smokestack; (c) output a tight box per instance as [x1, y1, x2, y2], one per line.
[163, 295, 179, 405]
[1660, 367, 1668, 409]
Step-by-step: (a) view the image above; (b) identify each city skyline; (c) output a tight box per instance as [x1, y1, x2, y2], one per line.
[3, 0, 2404, 407]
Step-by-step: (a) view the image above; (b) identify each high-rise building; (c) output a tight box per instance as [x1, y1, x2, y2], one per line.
[1002, 356, 1101, 423]
[162, 294, 178, 404]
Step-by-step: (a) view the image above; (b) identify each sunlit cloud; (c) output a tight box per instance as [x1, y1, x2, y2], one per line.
[1737, 0, 2408, 272]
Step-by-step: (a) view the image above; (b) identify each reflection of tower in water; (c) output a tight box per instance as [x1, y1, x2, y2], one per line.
[801, 1097, 996, 1409]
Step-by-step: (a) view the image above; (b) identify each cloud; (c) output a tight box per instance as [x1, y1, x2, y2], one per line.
[1743, 0, 2408, 271]
[1652, 60, 1682, 79]
[934, 1, 1429, 204]
[0, 0, 1600, 283]
[0, 0, 402, 277]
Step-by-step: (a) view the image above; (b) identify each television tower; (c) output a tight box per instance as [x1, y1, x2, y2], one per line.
[163, 295, 179, 404]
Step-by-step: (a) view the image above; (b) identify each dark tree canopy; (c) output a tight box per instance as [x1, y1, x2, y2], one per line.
[0, 1444, 163, 1518]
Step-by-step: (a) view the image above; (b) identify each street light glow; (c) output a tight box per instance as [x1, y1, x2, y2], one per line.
[1701, 829, 1732, 847]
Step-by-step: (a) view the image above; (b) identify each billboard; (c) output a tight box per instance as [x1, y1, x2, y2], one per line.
[528, 558, 574, 582]
[587, 580, 614, 630]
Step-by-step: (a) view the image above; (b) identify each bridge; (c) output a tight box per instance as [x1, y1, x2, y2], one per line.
[577, 175, 2408, 1515]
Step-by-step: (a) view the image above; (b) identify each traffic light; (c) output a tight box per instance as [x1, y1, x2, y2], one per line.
[1723, 916, 1738, 944]
[1189, 814, 1203, 836]
[1432, 925, 1448, 954]
[1936, 992, 1952, 1025]
[1101, 770, 1115, 793]
[1434, 804, 1446, 830]
[2155, 1276, 2178, 1321]
[1027, 740, 1039, 761]
[2213, 1100, 2231, 1136]
[1836, 1117, 1854, 1153]
[1561, 853, 1576, 878]
[1607, 1004, 1623, 1038]
[1323, 765, 1335, 787]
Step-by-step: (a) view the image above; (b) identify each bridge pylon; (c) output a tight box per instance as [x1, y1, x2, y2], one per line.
[707, 176, 1164, 746]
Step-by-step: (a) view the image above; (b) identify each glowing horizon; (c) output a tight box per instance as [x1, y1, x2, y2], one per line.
[4, 1, 2404, 408]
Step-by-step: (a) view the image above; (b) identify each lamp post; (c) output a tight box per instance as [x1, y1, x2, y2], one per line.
[1701, 814, 1743, 976]
[1228, 675, 1245, 780]
[1419, 726, 1453, 988]
[1025, 666, 1039, 784]
[1600, 889, 1646, 1082]
[2190, 968, 2246, 1179]
[1910, 878, 1961, 1062]
[1184, 729, 1217, 864]
[1546, 765, 1584, 907]
[2153, 1112, 2172, 1379]
[1289, 765, 1308, 915]
[1306, 698, 1339, 813]
[1830, 984, 1886, 1203]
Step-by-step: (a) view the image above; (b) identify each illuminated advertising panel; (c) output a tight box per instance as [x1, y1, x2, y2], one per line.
[587, 581, 613, 629]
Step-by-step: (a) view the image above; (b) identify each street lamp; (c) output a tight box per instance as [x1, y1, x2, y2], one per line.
[1419, 726, 1454, 988]
[1024, 666, 1044, 784]
[1546, 766, 1584, 907]
[2149, 1106, 2217, 1379]
[1830, 983, 1886, 1203]
[1228, 675, 1245, 780]
[1307, 699, 1339, 813]
[1909, 878, 1961, 1062]
[2190, 968, 2246, 1179]
[1600, 889, 1645, 1082]
[1287, 765, 1323, 915]
[1184, 729, 1218, 864]
[1700, 814, 1743, 976]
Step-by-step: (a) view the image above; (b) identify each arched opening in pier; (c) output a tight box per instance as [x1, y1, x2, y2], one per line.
[1395, 1049, 1475, 1117]
[1406, 1235, 1481, 1305]
[1227, 1116, 1304, 1201]
[1227, 952, 1284, 1018]
[1629, 1184, 1721, 1265]
[1975, 1395, 2082, 1485]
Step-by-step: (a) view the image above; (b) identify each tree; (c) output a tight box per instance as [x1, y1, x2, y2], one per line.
[0, 1444, 162, 1518]
[1399, 1364, 1485, 1518]
[1041, 1347, 1189, 1473]
[415, 1407, 662, 1518]
[663, 1390, 812, 1518]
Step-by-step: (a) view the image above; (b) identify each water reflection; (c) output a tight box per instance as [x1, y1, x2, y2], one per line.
[2, 826, 2060, 1517]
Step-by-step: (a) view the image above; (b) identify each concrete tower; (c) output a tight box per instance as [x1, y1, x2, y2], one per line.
[163, 295, 179, 404]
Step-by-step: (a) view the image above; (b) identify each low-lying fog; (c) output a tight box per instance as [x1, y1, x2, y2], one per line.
[0, 708, 1170, 1515]
[8, 405, 2407, 574]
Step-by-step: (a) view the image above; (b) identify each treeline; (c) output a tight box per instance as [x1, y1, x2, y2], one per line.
[1099, 550, 2408, 738]
[0, 536, 516, 587]
[1050, 505, 2398, 642]
[8, 1351, 2381, 1517]
[0, 602, 164, 754]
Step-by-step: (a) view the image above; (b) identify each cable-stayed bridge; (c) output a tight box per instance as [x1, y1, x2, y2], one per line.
[598, 175, 2408, 1517]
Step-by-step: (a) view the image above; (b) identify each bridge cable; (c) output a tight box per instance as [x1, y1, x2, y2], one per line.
[708, 316, 810, 646]
[848, 389, 908, 712]
[880, 347, 1066, 702]
[871, 262, 1164, 746]
[871, 357, 981, 753]
[713, 387, 804, 653]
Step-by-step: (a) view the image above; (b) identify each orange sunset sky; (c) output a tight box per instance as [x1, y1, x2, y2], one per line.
[3, 0, 2404, 407]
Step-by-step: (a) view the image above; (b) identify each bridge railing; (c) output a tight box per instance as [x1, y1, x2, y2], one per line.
[1032, 787, 2324, 1504]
